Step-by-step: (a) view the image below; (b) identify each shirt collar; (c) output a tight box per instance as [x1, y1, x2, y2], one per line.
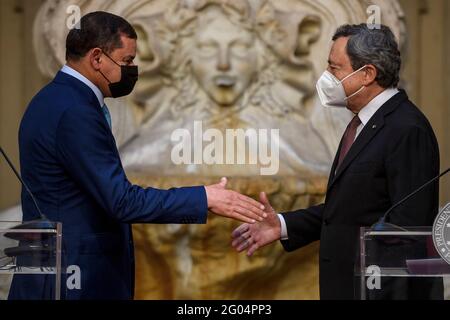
[358, 87, 399, 126]
[61, 65, 104, 108]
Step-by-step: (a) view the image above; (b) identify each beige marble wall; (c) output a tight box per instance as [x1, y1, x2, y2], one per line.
[398, 0, 450, 207]
[0, 0, 46, 210]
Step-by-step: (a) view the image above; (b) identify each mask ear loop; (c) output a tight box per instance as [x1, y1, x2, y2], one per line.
[99, 70, 112, 84]
[102, 51, 121, 67]
[340, 65, 368, 101]
[339, 64, 368, 83]
[344, 85, 365, 101]
[98, 50, 120, 84]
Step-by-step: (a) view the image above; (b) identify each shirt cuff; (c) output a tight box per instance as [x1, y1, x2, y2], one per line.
[278, 214, 288, 240]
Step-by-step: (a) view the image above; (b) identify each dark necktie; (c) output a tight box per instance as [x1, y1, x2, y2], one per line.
[337, 115, 361, 169]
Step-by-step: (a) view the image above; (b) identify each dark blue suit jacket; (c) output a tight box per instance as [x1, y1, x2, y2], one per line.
[8, 71, 208, 300]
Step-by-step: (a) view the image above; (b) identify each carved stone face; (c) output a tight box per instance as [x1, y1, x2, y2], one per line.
[191, 6, 257, 106]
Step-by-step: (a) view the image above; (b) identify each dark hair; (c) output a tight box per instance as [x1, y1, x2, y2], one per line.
[66, 11, 137, 61]
[332, 24, 401, 88]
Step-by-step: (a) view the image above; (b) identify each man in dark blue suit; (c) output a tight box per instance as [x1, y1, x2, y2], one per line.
[9, 11, 266, 300]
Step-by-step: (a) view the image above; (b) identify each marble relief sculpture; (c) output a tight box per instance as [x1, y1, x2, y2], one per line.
[29, 0, 405, 299]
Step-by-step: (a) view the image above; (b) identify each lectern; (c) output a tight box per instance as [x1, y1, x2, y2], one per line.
[357, 226, 450, 300]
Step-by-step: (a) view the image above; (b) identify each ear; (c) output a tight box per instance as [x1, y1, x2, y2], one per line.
[89, 48, 103, 71]
[362, 64, 378, 86]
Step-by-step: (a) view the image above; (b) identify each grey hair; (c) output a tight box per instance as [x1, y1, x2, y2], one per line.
[332, 24, 401, 88]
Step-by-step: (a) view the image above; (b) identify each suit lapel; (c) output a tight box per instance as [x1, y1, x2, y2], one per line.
[327, 137, 344, 189]
[327, 114, 385, 191]
[326, 90, 408, 192]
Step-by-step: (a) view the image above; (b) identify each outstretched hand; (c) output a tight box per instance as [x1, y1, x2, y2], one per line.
[231, 192, 281, 256]
[205, 177, 267, 224]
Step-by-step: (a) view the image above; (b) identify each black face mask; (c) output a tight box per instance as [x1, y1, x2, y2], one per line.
[99, 52, 138, 98]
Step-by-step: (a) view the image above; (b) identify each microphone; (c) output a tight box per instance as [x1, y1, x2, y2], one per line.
[0, 146, 56, 249]
[0, 146, 47, 221]
[372, 167, 450, 231]
[1, 146, 57, 267]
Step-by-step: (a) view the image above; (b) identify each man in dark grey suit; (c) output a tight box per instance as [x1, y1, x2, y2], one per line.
[231, 24, 441, 299]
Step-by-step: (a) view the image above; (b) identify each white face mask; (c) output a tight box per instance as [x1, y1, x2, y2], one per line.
[316, 65, 367, 108]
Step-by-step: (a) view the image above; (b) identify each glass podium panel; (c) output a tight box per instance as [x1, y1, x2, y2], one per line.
[356, 226, 450, 300]
[0, 221, 62, 300]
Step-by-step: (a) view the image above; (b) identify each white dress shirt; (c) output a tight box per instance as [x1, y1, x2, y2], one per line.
[355, 87, 399, 139]
[61, 65, 104, 107]
[278, 87, 400, 240]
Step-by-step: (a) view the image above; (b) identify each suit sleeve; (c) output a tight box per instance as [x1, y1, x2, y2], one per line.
[385, 124, 440, 226]
[280, 203, 324, 252]
[55, 104, 208, 224]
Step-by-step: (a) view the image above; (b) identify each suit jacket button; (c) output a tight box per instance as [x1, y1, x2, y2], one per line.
[323, 219, 329, 225]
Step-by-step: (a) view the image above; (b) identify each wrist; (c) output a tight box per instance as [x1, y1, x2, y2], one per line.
[277, 213, 288, 240]
[276, 216, 281, 239]
[204, 186, 214, 209]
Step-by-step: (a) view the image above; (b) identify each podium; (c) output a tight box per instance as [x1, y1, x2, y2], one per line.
[0, 221, 63, 300]
[356, 226, 450, 300]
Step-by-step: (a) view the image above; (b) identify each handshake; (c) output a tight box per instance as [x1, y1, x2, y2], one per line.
[205, 177, 282, 257]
